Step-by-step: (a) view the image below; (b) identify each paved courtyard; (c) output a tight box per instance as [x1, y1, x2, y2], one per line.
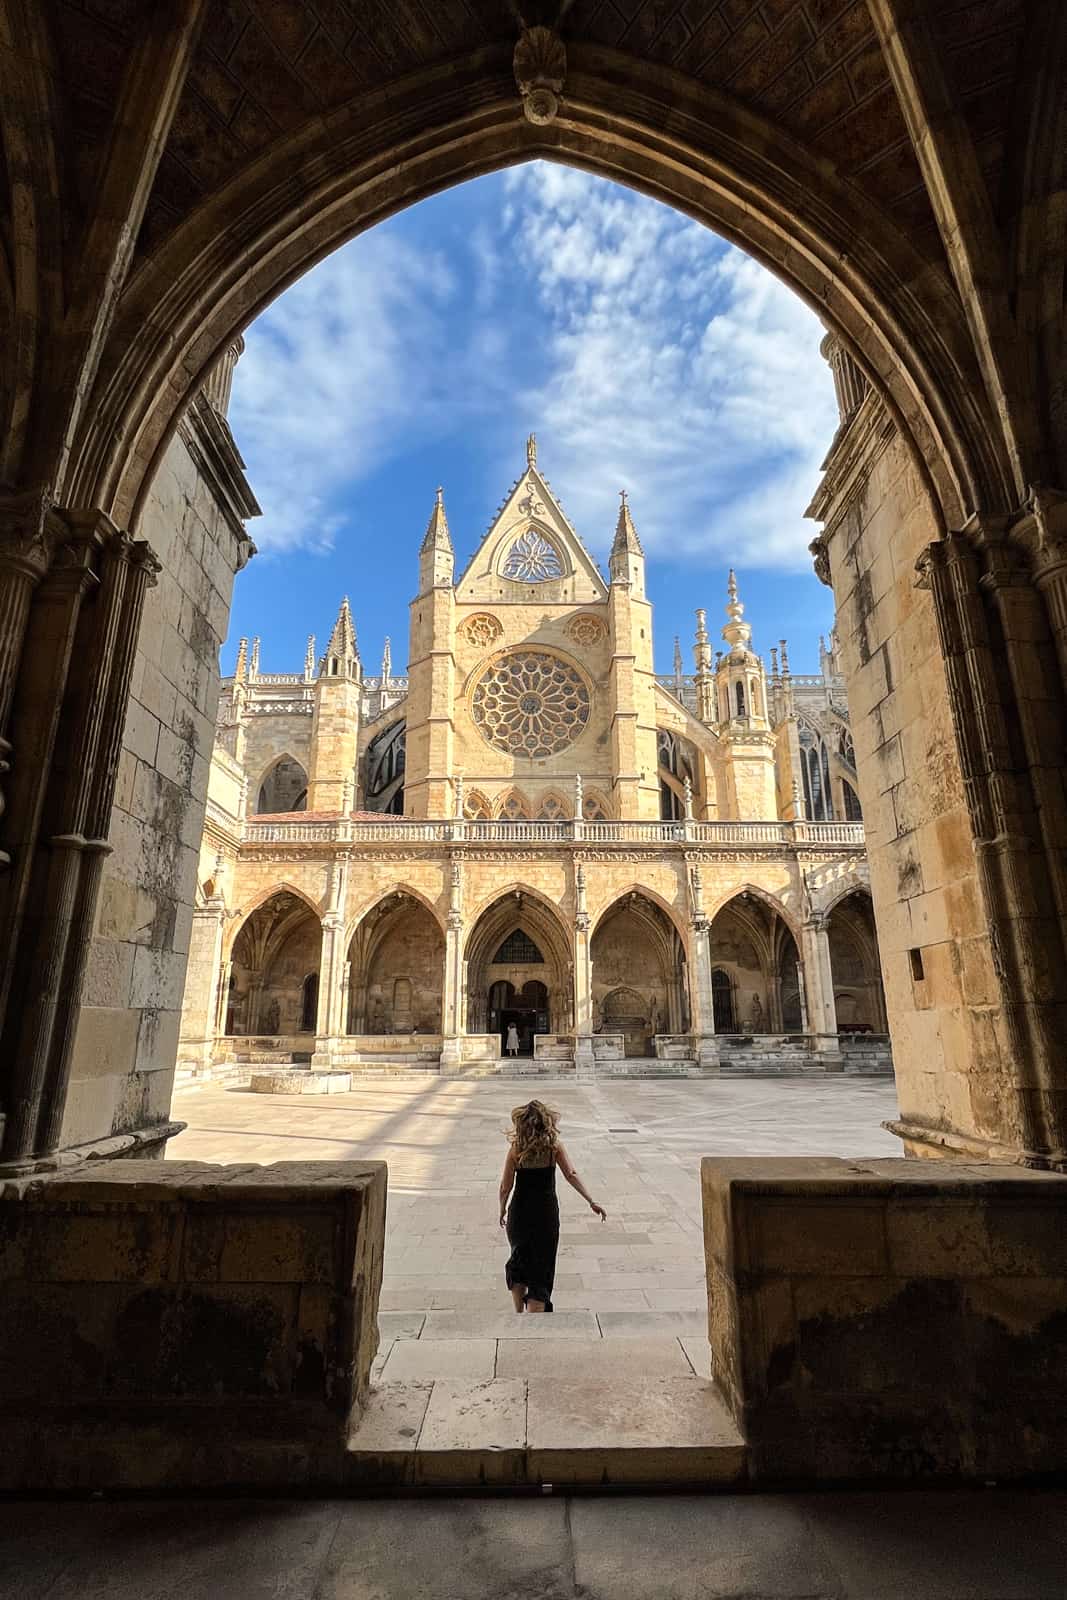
[171, 1076, 900, 1382]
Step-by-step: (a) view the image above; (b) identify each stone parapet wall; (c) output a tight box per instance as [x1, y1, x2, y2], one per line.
[0, 1159, 386, 1491]
[702, 1157, 1067, 1483]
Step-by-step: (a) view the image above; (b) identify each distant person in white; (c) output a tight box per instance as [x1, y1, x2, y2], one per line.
[506, 1023, 520, 1057]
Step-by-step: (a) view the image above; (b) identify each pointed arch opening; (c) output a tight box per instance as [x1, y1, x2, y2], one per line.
[826, 889, 887, 1034]
[346, 891, 445, 1037]
[591, 891, 687, 1057]
[254, 755, 308, 816]
[465, 889, 572, 1053]
[708, 888, 799, 1034]
[226, 891, 321, 1039]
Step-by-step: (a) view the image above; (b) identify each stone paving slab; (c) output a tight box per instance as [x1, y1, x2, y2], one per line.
[495, 1335, 693, 1381]
[9, 1492, 1067, 1599]
[380, 1337, 497, 1382]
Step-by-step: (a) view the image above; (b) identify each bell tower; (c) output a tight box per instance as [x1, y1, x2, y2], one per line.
[712, 571, 778, 820]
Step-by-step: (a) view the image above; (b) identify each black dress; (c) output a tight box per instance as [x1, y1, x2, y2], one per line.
[505, 1157, 559, 1311]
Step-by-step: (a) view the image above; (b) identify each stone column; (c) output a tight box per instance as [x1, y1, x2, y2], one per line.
[1, 518, 160, 1169]
[801, 917, 838, 1049]
[573, 863, 595, 1076]
[686, 864, 717, 1067]
[215, 958, 233, 1036]
[312, 917, 346, 1066]
[0, 489, 55, 871]
[440, 857, 465, 1072]
[177, 898, 227, 1077]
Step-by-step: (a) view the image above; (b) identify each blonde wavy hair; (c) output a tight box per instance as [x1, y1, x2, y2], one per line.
[509, 1099, 560, 1167]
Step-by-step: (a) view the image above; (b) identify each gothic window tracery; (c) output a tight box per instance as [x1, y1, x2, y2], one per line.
[583, 792, 610, 821]
[493, 930, 545, 964]
[463, 791, 492, 820]
[498, 791, 531, 820]
[798, 720, 834, 821]
[365, 720, 406, 813]
[501, 527, 564, 582]
[472, 651, 590, 757]
[567, 613, 605, 646]
[537, 794, 568, 820]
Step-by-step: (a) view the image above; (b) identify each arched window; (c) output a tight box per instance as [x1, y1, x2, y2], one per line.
[841, 778, 863, 821]
[712, 969, 736, 1033]
[735, 680, 746, 716]
[493, 930, 544, 964]
[499, 792, 530, 821]
[300, 972, 319, 1033]
[583, 792, 610, 821]
[463, 791, 492, 820]
[537, 794, 568, 820]
[365, 720, 406, 814]
[798, 722, 833, 821]
[255, 755, 308, 815]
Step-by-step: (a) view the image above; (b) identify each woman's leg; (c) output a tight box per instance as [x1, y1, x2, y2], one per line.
[510, 1283, 527, 1313]
[526, 1298, 545, 1313]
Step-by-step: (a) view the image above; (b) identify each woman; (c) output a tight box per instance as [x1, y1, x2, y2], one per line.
[505, 1022, 520, 1057]
[498, 1100, 606, 1313]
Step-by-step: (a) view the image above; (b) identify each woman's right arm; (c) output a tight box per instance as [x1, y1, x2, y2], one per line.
[556, 1141, 606, 1220]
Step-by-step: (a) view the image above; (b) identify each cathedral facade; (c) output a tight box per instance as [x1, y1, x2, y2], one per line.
[178, 441, 887, 1078]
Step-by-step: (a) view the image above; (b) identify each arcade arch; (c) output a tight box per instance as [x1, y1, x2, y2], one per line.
[226, 891, 322, 1038]
[826, 890, 887, 1034]
[346, 892, 444, 1036]
[465, 890, 572, 1047]
[708, 890, 802, 1034]
[591, 892, 687, 1057]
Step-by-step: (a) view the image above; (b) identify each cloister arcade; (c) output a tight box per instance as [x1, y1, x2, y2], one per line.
[211, 869, 884, 1065]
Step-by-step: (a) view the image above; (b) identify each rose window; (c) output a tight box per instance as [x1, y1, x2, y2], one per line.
[568, 613, 605, 647]
[465, 613, 502, 648]
[501, 528, 564, 582]
[472, 651, 590, 757]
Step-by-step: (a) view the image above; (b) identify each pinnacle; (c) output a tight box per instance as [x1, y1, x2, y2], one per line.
[325, 595, 358, 661]
[612, 488, 643, 555]
[421, 484, 453, 553]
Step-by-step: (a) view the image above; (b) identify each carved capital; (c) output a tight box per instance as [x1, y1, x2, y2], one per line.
[514, 26, 565, 125]
[0, 484, 59, 581]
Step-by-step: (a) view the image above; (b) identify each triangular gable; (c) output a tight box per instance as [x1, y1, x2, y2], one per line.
[455, 460, 608, 604]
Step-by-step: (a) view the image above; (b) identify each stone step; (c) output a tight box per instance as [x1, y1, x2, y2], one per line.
[346, 1375, 746, 1490]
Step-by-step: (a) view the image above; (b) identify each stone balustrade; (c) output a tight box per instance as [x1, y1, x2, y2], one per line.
[241, 816, 866, 849]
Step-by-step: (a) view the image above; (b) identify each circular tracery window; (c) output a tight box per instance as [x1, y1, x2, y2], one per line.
[471, 651, 590, 757]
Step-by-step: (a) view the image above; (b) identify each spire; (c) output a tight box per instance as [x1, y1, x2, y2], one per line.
[526, 432, 537, 468]
[249, 636, 260, 678]
[324, 596, 358, 663]
[421, 485, 453, 555]
[305, 634, 316, 680]
[779, 638, 791, 676]
[381, 636, 392, 682]
[612, 488, 643, 556]
[721, 568, 753, 656]
[694, 608, 714, 721]
[234, 637, 248, 681]
[673, 635, 684, 682]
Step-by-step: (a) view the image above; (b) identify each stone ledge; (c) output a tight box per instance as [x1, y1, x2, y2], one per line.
[702, 1156, 1067, 1484]
[0, 1158, 387, 1491]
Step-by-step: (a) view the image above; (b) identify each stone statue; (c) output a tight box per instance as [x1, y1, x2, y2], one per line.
[749, 995, 763, 1031]
[264, 998, 280, 1035]
[649, 997, 661, 1034]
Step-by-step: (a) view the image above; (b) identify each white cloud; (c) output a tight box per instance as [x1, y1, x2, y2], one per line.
[229, 231, 465, 555]
[229, 162, 838, 573]
[498, 164, 838, 571]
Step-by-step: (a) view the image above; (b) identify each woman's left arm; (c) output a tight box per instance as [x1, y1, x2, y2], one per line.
[498, 1147, 517, 1227]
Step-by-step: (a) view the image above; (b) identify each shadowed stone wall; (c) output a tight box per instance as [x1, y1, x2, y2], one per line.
[61, 399, 256, 1155]
[0, 1159, 386, 1491]
[703, 1156, 1067, 1483]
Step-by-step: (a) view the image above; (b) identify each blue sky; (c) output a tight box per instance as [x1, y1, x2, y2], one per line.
[225, 161, 838, 679]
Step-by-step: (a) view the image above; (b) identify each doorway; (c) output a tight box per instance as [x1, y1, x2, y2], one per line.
[489, 979, 549, 1056]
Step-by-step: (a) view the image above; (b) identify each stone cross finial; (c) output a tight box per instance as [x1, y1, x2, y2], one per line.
[526, 433, 537, 468]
